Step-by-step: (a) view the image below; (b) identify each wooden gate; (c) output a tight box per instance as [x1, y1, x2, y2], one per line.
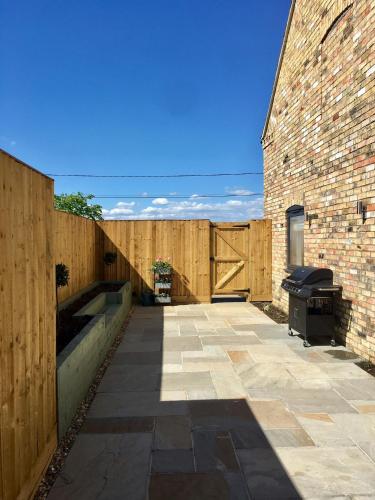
[211, 222, 249, 295]
[210, 220, 272, 301]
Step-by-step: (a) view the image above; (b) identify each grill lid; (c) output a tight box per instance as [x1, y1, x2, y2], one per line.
[285, 266, 333, 287]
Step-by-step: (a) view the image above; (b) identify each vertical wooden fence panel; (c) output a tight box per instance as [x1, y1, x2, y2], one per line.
[0, 150, 57, 500]
[54, 211, 103, 303]
[99, 220, 211, 303]
[249, 219, 272, 301]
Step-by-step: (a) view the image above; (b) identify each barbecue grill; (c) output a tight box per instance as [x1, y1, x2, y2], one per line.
[281, 266, 342, 347]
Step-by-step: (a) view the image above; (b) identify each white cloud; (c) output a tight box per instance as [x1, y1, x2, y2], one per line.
[152, 197, 169, 205]
[226, 200, 243, 206]
[142, 206, 158, 213]
[226, 188, 254, 196]
[104, 207, 134, 215]
[103, 197, 264, 221]
[102, 201, 135, 217]
[117, 201, 135, 207]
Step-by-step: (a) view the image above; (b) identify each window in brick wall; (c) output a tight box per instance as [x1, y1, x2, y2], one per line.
[286, 205, 304, 269]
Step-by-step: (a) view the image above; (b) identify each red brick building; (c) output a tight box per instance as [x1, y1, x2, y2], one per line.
[262, 0, 375, 362]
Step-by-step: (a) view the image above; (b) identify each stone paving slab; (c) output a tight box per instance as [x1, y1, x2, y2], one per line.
[149, 472, 232, 500]
[89, 392, 189, 417]
[151, 450, 195, 473]
[237, 448, 301, 499]
[277, 447, 375, 498]
[49, 303, 375, 500]
[81, 417, 155, 434]
[49, 433, 152, 500]
[161, 371, 214, 391]
[192, 430, 239, 472]
[154, 415, 192, 449]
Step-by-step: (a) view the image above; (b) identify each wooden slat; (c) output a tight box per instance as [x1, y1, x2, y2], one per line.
[212, 257, 242, 262]
[249, 219, 272, 301]
[215, 261, 245, 290]
[54, 211, 104, 303]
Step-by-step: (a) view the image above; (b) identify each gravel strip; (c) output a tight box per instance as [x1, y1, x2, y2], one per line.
[252, 301, 288, 324]
[33, 307, 134, 500]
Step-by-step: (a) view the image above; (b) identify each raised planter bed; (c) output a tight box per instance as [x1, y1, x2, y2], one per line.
[57, 282, 123, 354]
[57, 280, 132, 438]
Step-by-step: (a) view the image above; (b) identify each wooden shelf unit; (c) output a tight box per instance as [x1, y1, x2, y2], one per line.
[154, 271, 172, 304]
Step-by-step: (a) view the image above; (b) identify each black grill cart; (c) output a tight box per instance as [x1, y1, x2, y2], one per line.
[281, 266, 342, 347]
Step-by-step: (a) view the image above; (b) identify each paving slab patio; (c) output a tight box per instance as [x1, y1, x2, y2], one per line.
[49, 302, 375, 500]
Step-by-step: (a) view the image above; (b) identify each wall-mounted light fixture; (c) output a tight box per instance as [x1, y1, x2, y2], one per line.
[305, 212, 319, 227]
[357, 200, 375, 223]
[357, 201, 365, 223]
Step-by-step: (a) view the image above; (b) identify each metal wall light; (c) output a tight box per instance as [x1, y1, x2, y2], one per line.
[305, 212, 319, 227]
[357, 201, 366, 223]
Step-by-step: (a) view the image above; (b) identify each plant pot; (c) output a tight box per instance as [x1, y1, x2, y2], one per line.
[141, 292, 155, 306]
[155, 295, 171, 304]
[155, 270, 172, 278]
[155, 282, 171, 289]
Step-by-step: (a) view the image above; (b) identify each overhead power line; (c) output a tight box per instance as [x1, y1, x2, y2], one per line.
[47, 171, 263, 178]
[92, 193, 263, 199]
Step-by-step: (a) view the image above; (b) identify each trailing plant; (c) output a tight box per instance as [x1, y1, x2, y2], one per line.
[56, 263, 70, 288]
[56, 263, 70, 331]
[151, 257, 172, 275]
[104, 251, 117, 266]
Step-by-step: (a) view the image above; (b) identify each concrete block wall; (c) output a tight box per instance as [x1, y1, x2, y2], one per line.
[262, 0, 375, 362]
[57, 281, 132, 437]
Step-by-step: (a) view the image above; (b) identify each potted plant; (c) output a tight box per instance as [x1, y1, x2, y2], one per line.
[141, 287, 155, 306]
[151, 257, 172, 278]
[155, 292, 171, 304]
[155, 276, 172, 288]
[103, 251, 117, 266]
[152, 257, 173, 304]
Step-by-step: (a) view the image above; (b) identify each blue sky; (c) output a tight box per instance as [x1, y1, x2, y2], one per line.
[0, 0, 290, 220]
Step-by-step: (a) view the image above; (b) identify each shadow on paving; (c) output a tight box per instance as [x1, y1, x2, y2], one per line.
[49, 304, 302, 500]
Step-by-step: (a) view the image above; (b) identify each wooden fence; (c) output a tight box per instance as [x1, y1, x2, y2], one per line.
[99, 220, 211, 302]
[54, 211, 103, 303]
[99, 219, 271, 302]
[0, 151, 57, 500]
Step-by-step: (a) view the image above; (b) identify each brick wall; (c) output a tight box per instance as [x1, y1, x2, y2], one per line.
[262, 0, 375, 362]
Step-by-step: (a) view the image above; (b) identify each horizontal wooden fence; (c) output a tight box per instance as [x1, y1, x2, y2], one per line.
[0, 150, 57, 500]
